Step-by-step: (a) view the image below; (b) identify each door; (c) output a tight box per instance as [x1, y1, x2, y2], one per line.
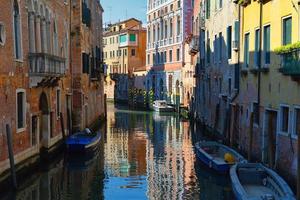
[263, 110, 277, 168]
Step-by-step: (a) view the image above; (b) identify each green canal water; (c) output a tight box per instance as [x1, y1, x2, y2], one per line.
[1, 103, 234, 200]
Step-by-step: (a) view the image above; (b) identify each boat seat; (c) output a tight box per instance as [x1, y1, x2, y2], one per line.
[238, 168, 266, 185]
[261, 194, 275, 200]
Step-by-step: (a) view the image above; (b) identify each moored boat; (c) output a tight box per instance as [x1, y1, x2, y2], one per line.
[230, 163, 295, 200]
[194, 141, 246, 173]
[152, 100, 174, 112]
[66, 128, 101, 152]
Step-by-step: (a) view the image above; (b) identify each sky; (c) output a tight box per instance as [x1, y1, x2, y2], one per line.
[100, 0, 147, 26]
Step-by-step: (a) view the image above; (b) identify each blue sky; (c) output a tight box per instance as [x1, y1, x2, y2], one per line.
[100, 0, 147, 25]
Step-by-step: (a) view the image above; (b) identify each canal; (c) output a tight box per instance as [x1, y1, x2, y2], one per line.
[1, 103, 234, 200]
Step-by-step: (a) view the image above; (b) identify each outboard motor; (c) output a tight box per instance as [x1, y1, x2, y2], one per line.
[84, 128, 92, 135]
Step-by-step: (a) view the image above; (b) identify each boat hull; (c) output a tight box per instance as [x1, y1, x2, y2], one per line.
[66, 131, 101, 153]
[153, 106, 174, 112]
[194, 141, 246, 173]
[230, 163, 295, 200]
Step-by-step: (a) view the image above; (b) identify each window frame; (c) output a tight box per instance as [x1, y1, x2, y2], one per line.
[263, 24, 271, 65]
[279, 104, 290, 135]
[56, 88, 61, 119]
[244, 32, 250, 68]
[16, 89, 26, 133]
[282, 16, 292, 46]
[293, 106, 300, 139]
[13, 1, 23, 61]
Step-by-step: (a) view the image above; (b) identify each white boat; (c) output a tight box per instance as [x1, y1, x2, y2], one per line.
[152, 100, 174, 112]
[230, 163, 295, 200]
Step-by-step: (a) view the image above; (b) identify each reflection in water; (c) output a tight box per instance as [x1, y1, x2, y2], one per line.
[0, 103, 233, 200]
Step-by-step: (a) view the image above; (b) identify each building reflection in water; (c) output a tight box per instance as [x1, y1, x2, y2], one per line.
[0, 104, 233, 200]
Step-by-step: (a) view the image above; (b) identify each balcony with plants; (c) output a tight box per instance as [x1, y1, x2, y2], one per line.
[275, 42, 300, 78]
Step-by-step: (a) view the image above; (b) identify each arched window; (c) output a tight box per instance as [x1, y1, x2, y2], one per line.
[53, 21, 58, 55]
[169, 19, 173, 37]
[177, 16, 181, 36]
[13, 0, 22, 59]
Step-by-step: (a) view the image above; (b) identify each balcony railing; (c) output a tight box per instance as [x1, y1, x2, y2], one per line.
[279, 49, 300, 76]
[29, 53, 66, 76]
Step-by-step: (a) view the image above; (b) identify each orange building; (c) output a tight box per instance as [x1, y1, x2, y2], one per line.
[103, 18, 146, 101]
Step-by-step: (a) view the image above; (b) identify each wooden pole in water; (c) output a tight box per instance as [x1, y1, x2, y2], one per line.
[248, 112, 254, 161]
[6, 124, 17, 189]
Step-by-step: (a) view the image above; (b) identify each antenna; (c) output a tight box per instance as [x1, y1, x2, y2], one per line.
[125, 9, 128, 20]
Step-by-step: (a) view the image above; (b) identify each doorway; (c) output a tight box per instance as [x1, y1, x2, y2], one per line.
[39, 92, 50, 147]
[263, 110, 278, 168]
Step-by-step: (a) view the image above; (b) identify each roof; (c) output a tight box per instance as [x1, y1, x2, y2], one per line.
[103, 24, 146, 37]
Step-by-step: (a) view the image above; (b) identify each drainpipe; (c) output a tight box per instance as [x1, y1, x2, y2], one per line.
[257, 0, 262, 126]
[229, 4, 241, 146]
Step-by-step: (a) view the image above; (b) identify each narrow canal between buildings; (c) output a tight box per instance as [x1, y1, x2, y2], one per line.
[1, 103, 234, 200]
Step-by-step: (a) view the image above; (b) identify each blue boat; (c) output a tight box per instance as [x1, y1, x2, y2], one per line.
[66, 128, 101, 152]
[194, 141, 246, 173]
[230, 163, 295, 200]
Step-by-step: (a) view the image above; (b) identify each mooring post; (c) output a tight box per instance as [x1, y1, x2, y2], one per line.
[6, 124, 17, 189]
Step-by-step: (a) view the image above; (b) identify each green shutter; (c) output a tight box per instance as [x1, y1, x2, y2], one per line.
[120, 35, 127, 43]
[227, 26, 232, 59]
[129, 34, 136, 42]
[283, 17, 292, 45]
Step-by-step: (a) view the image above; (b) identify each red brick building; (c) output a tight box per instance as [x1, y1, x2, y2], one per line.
[71, 0, 105, 131]
[0, 0, 104, 180]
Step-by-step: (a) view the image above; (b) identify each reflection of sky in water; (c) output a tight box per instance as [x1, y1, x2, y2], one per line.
[1, 103, 233, 200]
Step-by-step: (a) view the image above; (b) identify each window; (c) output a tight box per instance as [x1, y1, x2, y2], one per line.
[206, 0, 210, 19]
[17, 90, 26, 130]
[164, 21, 168, 39]
[177, 0, 181, 8]
[129, 34, 136, 42]
[227, 26, 232, 59]
[0, 22, 6, 46]
[244, 33, 250, 68]
[56, 89, 61, 118]
[153, 53, 155, 64]
[254, 29, 260, 67]
[219, 32, 222, 62]
[177, 17, 181, 36]
[219, 0, 222, 9]
[170, 4, 173, 11]
[147, 54, 150, 65]
[160, 52, 164, 63]
[120, 34, 127, 43]
[169, 50, 172, 62]
[164, 51, 167, 63]
[131, 49, 136, 56]
[13, 0, 22, 59]
[280, 106, 289, 133]
[124, 49, 127, 56]
[207, 37, 210, 64]
[176, 48, 180, 61]
[294, 108, 300, 137]
[214, 35, 217, 63]
[264, 25, 270, 65]
[170, 19, 173, 37]
[283, 17, 292, 45]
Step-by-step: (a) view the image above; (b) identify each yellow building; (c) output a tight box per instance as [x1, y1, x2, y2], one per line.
[103, 18, 146, 101]
[238, 0, 300, 184]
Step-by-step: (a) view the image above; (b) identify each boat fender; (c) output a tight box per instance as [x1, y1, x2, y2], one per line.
[262, 178, 267, 186]
[209, 161, 212, 168]
[85, 128, 92, 135]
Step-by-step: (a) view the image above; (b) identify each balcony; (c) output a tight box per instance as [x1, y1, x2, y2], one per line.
[189, 36, 199, 56]
[28, 53, 66, 87]
[29, 53, 66, 77]
[279, 49, 300, 79]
